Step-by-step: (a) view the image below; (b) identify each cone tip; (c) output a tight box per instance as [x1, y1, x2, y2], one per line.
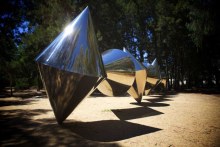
[84, 6, 90, 12]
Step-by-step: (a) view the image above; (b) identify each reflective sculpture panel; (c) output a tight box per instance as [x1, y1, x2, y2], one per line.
[155, 71, 167, 91]
[97, 49, 135, 96]
[35, 6, 167, 125]
[143, 58, 161, 95]
[123, 48, 147, 103]
[35, 7, 106, 124]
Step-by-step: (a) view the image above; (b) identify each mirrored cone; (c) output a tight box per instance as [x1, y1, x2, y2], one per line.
[143, 58, 161, 95]
[35, 7, 106, 124]
[35, 6, 105, 77]
[154, 71, 167, 91]
[123, 48, 147, 103]
[38, 64, 103, 124]
[97, 49, 135, 96]
[156, 78, 166, 91]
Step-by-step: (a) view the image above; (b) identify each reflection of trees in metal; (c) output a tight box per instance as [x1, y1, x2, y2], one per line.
[38, 64, 103, 124]
[105, 58, 135, 74]
[35, 7, 106, 124]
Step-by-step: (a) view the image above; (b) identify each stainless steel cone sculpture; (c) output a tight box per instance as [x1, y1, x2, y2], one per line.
[35, 7, 106, 124]
[97, 49, 135, 96]
[123, 48, 147, 103]
[154, 70, 167, 90]
[143, 58, 161, 95]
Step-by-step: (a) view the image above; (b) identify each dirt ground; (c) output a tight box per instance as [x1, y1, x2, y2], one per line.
[0, 90, 219, 147]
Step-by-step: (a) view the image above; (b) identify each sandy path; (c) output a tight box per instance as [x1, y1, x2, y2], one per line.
[0, 92, 219, 146]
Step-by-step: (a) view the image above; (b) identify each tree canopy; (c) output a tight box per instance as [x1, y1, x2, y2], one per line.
[0, 0, 219, 92]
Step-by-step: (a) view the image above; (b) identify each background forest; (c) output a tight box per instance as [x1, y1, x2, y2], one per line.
[0, 0, 219, 93]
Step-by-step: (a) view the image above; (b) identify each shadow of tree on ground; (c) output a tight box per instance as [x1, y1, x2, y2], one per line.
[0, 109, 120, 146]
[0, 100, 32, 107]
[0, 89, 47, 99]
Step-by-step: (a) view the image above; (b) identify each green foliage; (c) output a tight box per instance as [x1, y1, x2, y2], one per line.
[15, 78, 29, 90]
[0, 0, 219, 90]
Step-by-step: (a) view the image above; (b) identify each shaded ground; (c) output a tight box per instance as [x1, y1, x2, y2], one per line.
[0, 90, 219, 146]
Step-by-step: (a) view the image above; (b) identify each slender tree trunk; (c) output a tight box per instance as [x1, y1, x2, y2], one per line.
[37, 73, 40, 91]
[188, 73, 191, 89]
[165, 60, 168, 90]
[170, 74, 173, 90]
[9, 74, 13, 96]
[214, 69, 220, 88]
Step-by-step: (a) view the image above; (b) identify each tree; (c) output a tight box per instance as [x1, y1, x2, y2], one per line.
[0, 0, 27, 94]
[1, 0, 218, 92]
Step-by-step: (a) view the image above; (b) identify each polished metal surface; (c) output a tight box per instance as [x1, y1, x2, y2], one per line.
[123, 49, 147, 103]
[155, 70, 167, 90]
[159, 71, 167, 89]
[97, 49, 135, 96]
[143, 58, 161, 95]
[35, 6, 106, 78]
[35, 7, 106, 124]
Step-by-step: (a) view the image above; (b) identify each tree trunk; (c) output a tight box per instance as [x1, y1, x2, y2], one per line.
[9, 74, 13, 96]
[37, 72, 42, 91]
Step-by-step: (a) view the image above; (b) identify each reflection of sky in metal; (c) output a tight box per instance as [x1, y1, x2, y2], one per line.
[35, 7, 106, 78]
[142, 62, 151, 68]
[151, 58, 157, 66]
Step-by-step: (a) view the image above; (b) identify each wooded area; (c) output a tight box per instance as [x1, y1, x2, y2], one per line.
[0, 0, 219, 93]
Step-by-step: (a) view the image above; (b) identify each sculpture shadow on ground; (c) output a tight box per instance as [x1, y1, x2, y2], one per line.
[130, 101, 170, 107]
[91, 89, 130, 98]
[0, 97, 161, 145]
[130, 93, 177, 107]
[144, 94, 175, 103]
[61, 119, 161, 142]
[111, 107, 163, 120]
